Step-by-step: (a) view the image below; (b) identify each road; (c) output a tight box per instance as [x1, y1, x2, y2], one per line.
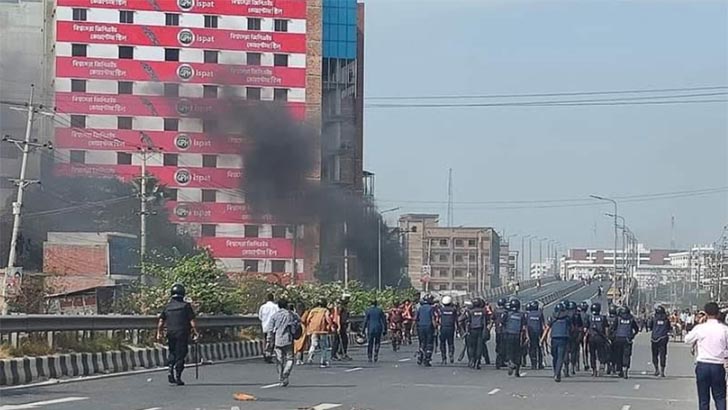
[0, 282, 697, 410]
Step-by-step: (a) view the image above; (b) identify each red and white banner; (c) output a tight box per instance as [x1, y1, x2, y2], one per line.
[54, 92, 306, 120]
[54, 163, 243, 188]
[54, 128, 249, 153]
[56, 57, 306, 87]
[198, 237, 298, 259]
[166, 201, 273, 223]
[57, 0, 307, 19]
[57, 21, 305, 53]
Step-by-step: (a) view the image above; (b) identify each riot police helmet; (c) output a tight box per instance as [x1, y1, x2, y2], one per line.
[590, 302, 602, 314]
[554, 302, 566, 313]
[655, 305, 666, 315]
[508, 298, 521, 312]
[608, 304, 618, 316]
[497, 297, 508, 308]
[526, 301, 539, 311]
[170, 283, 186, 299]
[442, 296, 453, 306]
[566, 301, 578, 311]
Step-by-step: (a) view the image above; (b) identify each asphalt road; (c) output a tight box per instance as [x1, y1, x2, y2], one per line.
[1, 282, 697, 410]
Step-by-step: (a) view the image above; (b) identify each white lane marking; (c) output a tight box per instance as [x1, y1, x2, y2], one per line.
[260, 383, 280, 389]
[591, 395, 693, 403]
[393, 383, 482, 390]
[141, 408, 162, 410]
[621, 406, 631, 410]
[398, 358, 411, 362]
[345, 367, 363, 373]
[312, 404, 342, 410]
[488, 388, 501, 395]
[633, 384, 640, 390]
[0, 397, 88, 410]
[521, 372, 528, 376]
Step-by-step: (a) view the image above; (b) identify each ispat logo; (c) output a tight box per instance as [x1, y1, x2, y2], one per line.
[177, 29, 195, 47]
[174, 203, 191, 219]
[175, 134, 191, 151]
[174, 169, 192, 185]
[176, 98, 192, 116]
[177, 64, 195, 81]
[177, 0, 194, 12]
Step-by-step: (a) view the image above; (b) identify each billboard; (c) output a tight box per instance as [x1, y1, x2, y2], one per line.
[56, 57, 306, 87]
[197, 237, 298, 259]
[54, 163, 243, 188]
[54, 128, 248, 153]
[57, 0, 307, 19]
[57, 21, 305, 53]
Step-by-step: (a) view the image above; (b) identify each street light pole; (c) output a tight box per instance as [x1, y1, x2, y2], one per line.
[378, 207, 400, 291]
[591, 195, 618, 282]
[521, 235, 530, 282]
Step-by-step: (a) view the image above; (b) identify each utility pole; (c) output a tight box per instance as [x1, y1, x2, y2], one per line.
[2, 86, 51, 315]
[138, 132, 158, 284]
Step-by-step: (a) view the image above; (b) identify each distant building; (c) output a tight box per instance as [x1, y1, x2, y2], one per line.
[530, 261, 551, 279]
[399, 214, 500, 292]
[499, 242, 510, 286]
[669, 246, 715, 284]
[560, 244, 675, 280]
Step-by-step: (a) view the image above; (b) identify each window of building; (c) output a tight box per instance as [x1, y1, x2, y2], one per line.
[454, 269, 464, 277]
[165, 48, 180, 62]
[247, 87, 261, 100]
[165, 188, 178, 201]
[468, 239, 476, 247]
[412, 226, 418, 233]
[70, 115, 86, 128]
[469, 254, 476, 262]
[204, 15, 218, 28]
[271, 260, 286, 273]
[72, 8, 87, 21]
[247, 18, 261, 30]
[203, 120, 218, 132]
[455, 254, 464, 262]
[203, 50, 218, 64]
[245, 225, 259, 237]
[119, 10, 134, 23]
[117, 116, 132, 129]
[117, 152, 132, 165]
[163, 153, 178, 166]
[438, 254, 448, 262]
[274, 19, 288, 32]
[455, 239, 464, 247]
[163, 118, 178, 131]
[201, 224, 216, 237]
[439, 239, 448, 247]
[69, 150, 86, 164]
[273, 88, 288, 101]
[244, 259, 259, 272]
[272, 225, 288, 238]
[438, 269, 449, 278]
[201, 189, 217, 202]
[71, 79, 86, 92]
[246, 52, 261, 66]
[203, 85, 218, 98]
[164, 83, 179, 97]
[119, 46, 133, 59]
[202, 155, 217, 168]
[118, 81, 133, 94]
[273, 54, 289, 67]
[71, 44, 87, 57]
[165, 13, 180, 26]
[438, 284, 450, 291]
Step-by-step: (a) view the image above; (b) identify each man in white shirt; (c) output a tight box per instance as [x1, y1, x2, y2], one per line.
[685, 302, 728, 410]
[258, 293, 279, 363]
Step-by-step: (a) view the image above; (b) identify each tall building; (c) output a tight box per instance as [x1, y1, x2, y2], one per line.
[398, 214, 500, 292]
[49, 0, 324, 281]
[560, 244, 675, 280]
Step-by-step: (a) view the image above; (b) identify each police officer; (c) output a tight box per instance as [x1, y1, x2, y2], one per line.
[611, 306, 639, 379]
[524, 301, 545, 370]
[606, 304, 618, 375]
[494, 297, 508, 369]
[541, 302, 571, 382]
[438, 296, 458, 364]
[578, 301, 591, 371]
[501, 298, 528, 377]
[461, 297, 487, 369]
[157, 284, 198, 386]
[564, 300, 582, 375]
[584, 302, 609, 377]
[647, 305, 671, 377]
[416, 294, 438, 367]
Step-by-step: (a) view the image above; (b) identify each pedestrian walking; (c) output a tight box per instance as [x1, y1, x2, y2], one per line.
[610, 306, 639, 379]
[267, 298, 301, 387]
[363, 300, 387, 362]
[685, 302, 728, 410]
[258, 293, 279, 364]
[157, 284, 198, 386]
[525, 301, 545, 370]
[331, 294, 352, 361]
[501, 298, 528, 377]
[294, 302, 308, 365]
[584, 302, 609, 377]
[438, 296, 457, 364]
[303, 298, 335, 368]
[416, 294, 438, 367]
[541, 302, 571, 382]
[647, 305, 671, 377]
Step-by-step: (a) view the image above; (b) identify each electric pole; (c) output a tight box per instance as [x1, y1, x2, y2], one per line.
[2, 85, 52, 315]
[138, 132, 158, 283]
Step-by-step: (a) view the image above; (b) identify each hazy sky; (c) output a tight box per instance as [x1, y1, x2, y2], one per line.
[363, 0, 728, 250]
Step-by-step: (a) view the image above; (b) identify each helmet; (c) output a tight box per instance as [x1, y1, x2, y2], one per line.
[464, 300, 474, 308]
[421, 294, 434, 304]
[442, 296, 453, 306]
[566, 301, 577, 311]
[580, 301, 590, 312]
[472, 297, 484, 308]
[655, 305, 666, 315]
[561, 298, 571, 306]
[617, 306, 630, 316]
[497, 298, 508, 308]
[554, 302, 566, 313]
[590, 302, 602, 314]
[608, 305, 618, 316]
[508, 298, 521, 312]
[355, 332, 366, 345]
[526, 301, 539, 311]
[170, 283, 186, 299]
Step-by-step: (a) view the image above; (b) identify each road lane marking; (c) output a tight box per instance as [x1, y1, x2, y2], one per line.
[398, 358, 411, 362]
[345, 367, 363, 373]
[312, 404, 342, 410]
[521, 372, 528, 376]
[488, 388, 501, 395]
[591, 395, 693, 403]
[393, 383, 483, 390]
[621, 406, 631, 410]
[0, 396, 88, 410]
[141, 408, 162, 410]
[633, 384, 640, 390]
[260, 383, 280, 389]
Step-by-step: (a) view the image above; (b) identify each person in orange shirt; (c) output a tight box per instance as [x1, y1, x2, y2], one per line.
[303, 298, 336, 368]
[402, 299, 415, 345]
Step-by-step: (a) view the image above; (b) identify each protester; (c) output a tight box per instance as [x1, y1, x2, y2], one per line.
[303, 298, 336, 368]
[363, 299, 387, 362]
[331, 295, 352, 361]
[685, 302, 728, 410]
[267, 298, 301, 387]
[258, 293, 279, 364]
[294, 302, 308, 365]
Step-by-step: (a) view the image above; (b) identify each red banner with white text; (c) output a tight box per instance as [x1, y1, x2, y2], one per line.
[57, 0, 307, 19]
[198, 237, 298, 259]
[54, 163, 243, 188]
[166, 201, 274, 223]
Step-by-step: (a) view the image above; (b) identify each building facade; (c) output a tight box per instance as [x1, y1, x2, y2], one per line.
[399, 214, 500, 292]
[560, 244, 674, 280]
[48, 0, 328, 281]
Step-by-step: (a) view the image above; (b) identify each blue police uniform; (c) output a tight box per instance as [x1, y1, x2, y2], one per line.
[502, 311, 527, 375]
[438, 305, 458, 363]
[548, 313, 571, 381]
[585, 314, 609, 374]
[648, 313, 671, 375]
[526, 310, 545, 369]
[611, 313, 639, 378]
[416, 303, 436, 366]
